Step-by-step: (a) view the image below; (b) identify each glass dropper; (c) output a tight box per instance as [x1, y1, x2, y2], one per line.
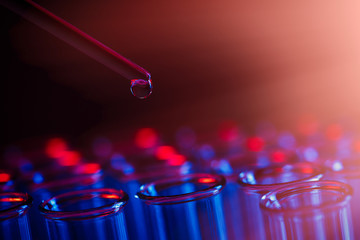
[0, 0, 152, 99]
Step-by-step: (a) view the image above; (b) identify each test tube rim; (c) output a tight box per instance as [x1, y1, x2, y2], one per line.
[0, 192, 33, 220]
[39, 188, 128, 220]
[238, 162, 325, 193]
[136, 173, 226, 205]
[259, 180, 353, 215]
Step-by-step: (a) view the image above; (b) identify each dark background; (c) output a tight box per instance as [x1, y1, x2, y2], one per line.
[2, 0, 360, 152]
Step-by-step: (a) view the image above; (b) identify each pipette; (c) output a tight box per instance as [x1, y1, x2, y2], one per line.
[0, 0, 152, 99]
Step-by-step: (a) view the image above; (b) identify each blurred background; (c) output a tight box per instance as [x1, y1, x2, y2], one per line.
[2, 0, 360, 155]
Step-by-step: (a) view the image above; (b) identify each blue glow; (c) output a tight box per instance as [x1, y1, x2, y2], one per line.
[110, 154, 127, 169]
[303, 147, 318, 162]
[278, 132, 296, 150]
[20, 161, 33, 173]
[198, 145, 215, 161]
[211, 159, 233, 174]
[5, 180, 14, 187]
[257, 155, 270, 166]
[122, 163, 135, 174]
[110, 153, 134, 174]
[33, 172, 44, 184]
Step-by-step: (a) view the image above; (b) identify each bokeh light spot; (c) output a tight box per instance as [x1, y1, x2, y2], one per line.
[246, 137, 264, 152]
[156, 146, 176, 160]
[135, 128, 158, 149]
[45, 138, 68, 158]
[58, 151, 81, 166]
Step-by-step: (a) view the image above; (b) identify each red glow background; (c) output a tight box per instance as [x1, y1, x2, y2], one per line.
[2, 0, 360, 150]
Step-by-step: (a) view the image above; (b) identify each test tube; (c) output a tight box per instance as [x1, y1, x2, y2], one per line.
[260, 181, 354, 240]
[39, 188, 128, 240]
[28, 164, 105, 240]
[0, 0, 151, 95]
[136, 173, 227, 240]
[0, 192, 33, 240]
[236, 162, 324, 240]
[326, 159, 360, 238]
[108, 163, 192, 240]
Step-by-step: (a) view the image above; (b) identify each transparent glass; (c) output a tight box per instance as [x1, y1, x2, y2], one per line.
[0, 192, 33, 240]
[39, 188, 128, 240]
[136, 173, 227, 240]
[326, 159, 360, 238]
[29, 170, 105, 240]
[260, 181, 354, 240]
[236, 162, 324, 240]
[0, 0, 151, 83]
[108, 163, 192, 240]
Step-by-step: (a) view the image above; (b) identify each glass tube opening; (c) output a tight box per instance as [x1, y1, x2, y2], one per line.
[136, 173, 226, 205]
[238, 163, 324, 193]
[0, 192, 33, 220]
[260, 181, 352, 215]
[39, 188, 128, 220]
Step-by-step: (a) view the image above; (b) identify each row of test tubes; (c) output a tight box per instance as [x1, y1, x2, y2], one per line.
[2, 120, 360, 240]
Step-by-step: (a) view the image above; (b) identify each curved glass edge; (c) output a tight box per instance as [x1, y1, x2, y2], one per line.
[260, 180, 353, 215]
[237, 162, 325, 193]
[39, 188, 128, 220]
[0, 192, 33, 220]
[136, 173, 226, 205]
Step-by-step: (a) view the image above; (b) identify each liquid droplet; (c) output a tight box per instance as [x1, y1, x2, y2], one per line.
[130, 79, 152, 99]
